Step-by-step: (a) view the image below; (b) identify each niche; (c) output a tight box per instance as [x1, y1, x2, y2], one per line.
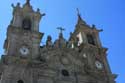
[87, 34, 95, 45]
[22, 18, 31, 30]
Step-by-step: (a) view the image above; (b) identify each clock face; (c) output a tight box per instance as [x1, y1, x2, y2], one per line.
[19, 46, 29, 55]
[95, 61, 103, 69]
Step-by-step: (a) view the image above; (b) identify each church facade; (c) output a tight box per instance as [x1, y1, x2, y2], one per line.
[0, 0, 117, 83]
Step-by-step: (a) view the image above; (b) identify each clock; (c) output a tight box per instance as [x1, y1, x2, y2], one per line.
[95, 60, 103, 70]
[19, 46, 29, 55]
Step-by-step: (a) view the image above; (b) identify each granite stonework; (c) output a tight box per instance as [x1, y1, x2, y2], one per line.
[0, 0, 117, 83]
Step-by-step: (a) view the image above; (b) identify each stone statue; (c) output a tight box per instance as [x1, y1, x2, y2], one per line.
[46, 35, 53, 48]
[54, 33, 67, 48]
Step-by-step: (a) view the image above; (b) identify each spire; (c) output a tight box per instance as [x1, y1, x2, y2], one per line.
[77, 8, 86, 25]
[26, 0, 30, 5]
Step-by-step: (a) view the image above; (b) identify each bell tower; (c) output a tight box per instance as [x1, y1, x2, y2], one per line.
[0, 0, 46, 83]
[69, 9, 117, 83]
[4, 0, 45, 59]
[70, 9, 103, 48]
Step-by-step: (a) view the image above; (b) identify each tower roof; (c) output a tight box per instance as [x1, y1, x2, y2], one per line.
[77, 8, 86, 25]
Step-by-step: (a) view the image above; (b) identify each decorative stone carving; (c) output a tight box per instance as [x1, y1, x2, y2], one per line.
[46, 35, 53, 48]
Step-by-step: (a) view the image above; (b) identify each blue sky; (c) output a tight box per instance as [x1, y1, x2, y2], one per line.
[0, 0, 124, 83]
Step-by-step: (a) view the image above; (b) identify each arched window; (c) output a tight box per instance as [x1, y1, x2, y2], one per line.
[87, 34, 95, 45]
[17, 80, 24, 83]
[22, 18, 31, 30]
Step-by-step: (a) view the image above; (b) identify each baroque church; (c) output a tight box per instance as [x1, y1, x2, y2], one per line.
[0, 0, 117, 83]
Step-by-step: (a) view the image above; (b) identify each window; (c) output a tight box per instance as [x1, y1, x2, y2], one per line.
[22, 18, 31, 30]
[17, 80, 24, 83]
[87, 34, 95, 45]
[61, 69, 69, 76]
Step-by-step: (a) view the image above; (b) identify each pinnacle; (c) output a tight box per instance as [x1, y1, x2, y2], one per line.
[26, 0, 30, 4]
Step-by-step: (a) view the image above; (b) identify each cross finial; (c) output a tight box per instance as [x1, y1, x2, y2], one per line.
[77, 8, 80, 16]
[57, 27, 65, 34]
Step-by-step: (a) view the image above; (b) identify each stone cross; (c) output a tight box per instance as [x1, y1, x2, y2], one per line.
[77, 8, 81, 16]
[57, 27, 65, 34]
[77, 8, 80, 14]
